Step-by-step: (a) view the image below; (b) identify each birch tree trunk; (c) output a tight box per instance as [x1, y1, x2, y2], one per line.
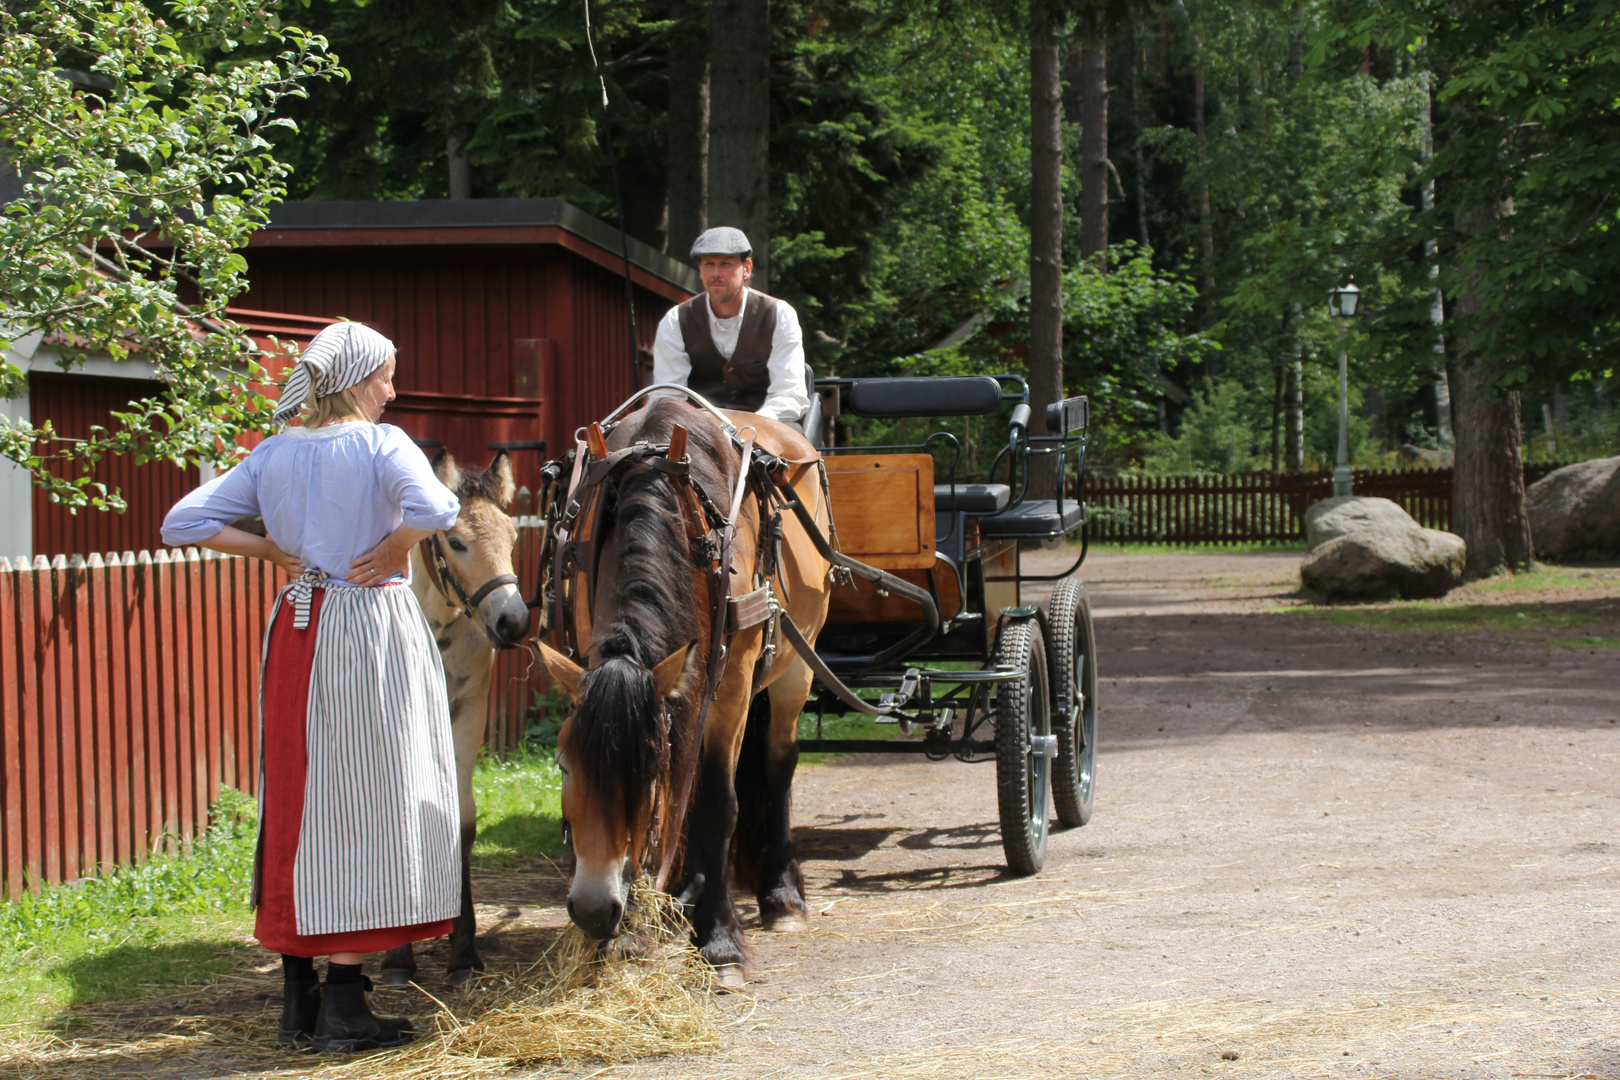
[1027, 0, 1065, 499]
[708, 0, 771, 289]
[665, 0, 709, 258]
[1286, 304, 1304, 473]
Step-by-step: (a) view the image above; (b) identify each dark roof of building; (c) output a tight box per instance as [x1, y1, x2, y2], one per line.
[261, 199, 700, 295]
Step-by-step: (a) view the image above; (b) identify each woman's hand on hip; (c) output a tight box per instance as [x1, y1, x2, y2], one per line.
[348, 535, 411, 585]
[267, 545, 305, 577]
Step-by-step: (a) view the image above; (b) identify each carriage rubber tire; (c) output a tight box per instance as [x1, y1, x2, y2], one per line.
[1047, 578, 1099, 828]
[993, 617, 1053, 876]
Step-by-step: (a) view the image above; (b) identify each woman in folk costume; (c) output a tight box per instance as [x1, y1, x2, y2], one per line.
[162, 322, 461, 1053]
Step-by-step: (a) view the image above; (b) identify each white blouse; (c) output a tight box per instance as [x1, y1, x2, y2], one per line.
[160, 421, 460, 586]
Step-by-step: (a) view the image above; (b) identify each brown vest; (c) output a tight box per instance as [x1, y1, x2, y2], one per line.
[677, 290, 779, 412]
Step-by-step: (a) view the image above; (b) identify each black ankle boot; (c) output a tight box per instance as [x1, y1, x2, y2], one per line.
[277, 974, 322, 1046]
[311, 976, 415, 1053]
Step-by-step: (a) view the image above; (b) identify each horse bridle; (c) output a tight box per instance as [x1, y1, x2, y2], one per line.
[419, 532, 521, 631]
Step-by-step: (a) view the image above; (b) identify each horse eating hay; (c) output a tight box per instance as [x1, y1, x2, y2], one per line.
[539, 397, 832, 987]
[380, 449, 531, 986]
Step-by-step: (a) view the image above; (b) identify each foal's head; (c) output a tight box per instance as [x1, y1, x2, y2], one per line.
[429, 450, 530, 648]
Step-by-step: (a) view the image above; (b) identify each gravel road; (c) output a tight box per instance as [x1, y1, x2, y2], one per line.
[599, 551, 1620, 1080]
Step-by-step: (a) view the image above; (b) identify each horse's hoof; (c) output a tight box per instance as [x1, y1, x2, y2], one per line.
[713, 964, 747, 992]
[447, 968, 475, 990]
[377, 968, 414, 986]
[761, 910, 809, 933]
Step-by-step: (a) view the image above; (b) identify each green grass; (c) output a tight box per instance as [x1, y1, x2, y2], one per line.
[1084, 540, 1308, 555]
[797, 712, 904, 765]
[1292, 600, 1620, 648]
[1466, 564, 1620, 593]
[470, 745, 566, 869]
[0, 789, 259, 1031]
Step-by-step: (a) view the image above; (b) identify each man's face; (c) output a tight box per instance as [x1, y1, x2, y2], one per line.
[699, 254, 750, 304]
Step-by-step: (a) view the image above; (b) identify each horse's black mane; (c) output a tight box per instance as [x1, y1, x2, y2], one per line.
[571, 399, 730, 821]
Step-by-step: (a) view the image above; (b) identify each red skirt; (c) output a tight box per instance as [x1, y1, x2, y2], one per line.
[254, 587, 455, 956]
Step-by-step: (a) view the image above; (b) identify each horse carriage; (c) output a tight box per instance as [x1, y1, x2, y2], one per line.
[512, 372, 1096, 981]
[795, 375, 1097, 875]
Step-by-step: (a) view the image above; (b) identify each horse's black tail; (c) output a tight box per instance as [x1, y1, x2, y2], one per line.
[729, 688, 778, 897]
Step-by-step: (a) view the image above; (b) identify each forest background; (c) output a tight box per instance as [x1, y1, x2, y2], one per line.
[264, 0, 1620, 483]
[2, 0, 1617, 578]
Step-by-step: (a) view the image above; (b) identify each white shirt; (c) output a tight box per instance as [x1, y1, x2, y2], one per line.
[160, 421, 460, 586]
[651, 288, 811, 423]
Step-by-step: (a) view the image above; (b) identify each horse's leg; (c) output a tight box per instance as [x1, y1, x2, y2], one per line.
[444, 678, 488, 984]
[680, 654, 758, 986]
[755, 657, 812, 931]
[446, 822, 481, 985]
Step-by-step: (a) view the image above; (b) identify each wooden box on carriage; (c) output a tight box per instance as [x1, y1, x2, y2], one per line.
[821, 453, 966, 623]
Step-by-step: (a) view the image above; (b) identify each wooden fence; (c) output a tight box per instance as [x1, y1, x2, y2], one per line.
[0, 521, 551, 897]
[1083, 463, 1571, 545]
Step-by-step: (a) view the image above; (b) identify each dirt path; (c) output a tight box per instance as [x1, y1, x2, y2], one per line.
[595, 551, 1620, 1080]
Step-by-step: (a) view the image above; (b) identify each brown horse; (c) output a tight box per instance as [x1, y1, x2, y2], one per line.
[539, 398, 831, 986]
[380, 450, 531, 986]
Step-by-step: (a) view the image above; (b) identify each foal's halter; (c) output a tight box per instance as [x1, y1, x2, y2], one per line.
[418, 532, 520, 628]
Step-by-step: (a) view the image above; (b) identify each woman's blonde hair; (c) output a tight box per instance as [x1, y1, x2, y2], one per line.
[301, 386, 367, 428]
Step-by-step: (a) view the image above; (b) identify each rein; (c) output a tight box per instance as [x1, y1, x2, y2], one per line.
[418, 533, 521, 629]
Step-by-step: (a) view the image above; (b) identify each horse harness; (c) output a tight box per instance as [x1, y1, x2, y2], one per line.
[547, 420, 798, 716]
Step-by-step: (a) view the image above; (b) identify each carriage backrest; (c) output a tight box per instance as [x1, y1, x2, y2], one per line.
[846, 376, 1003, 418]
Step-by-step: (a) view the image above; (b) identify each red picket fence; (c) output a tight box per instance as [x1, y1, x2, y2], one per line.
[0, 549, 283, 897]
[1083, 463, 1571, 545]
[0, 523, 552, 897]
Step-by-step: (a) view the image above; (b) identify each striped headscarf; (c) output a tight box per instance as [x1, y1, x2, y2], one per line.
[272, 322, 396, 428]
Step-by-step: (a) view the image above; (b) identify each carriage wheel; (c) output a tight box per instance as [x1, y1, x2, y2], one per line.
[1047, 578, 1098, 828]
[993, 617, 1052, 876]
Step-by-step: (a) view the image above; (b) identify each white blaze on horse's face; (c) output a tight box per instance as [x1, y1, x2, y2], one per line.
[555, 726, 636, 940]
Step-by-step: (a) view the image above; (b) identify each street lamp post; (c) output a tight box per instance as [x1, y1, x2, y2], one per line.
[1328, 283, 1361, 498]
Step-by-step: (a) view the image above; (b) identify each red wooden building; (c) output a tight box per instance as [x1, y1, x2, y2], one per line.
[10, 200, 698, 557]
[237, 198, 699, 501]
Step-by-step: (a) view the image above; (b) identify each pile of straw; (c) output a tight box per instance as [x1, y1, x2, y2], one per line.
[0, 879, 721, 1080]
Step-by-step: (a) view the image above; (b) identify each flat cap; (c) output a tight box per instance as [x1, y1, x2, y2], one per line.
[691, 226, 752, 259]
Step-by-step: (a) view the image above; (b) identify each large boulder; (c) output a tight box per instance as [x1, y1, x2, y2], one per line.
[1526, 456, 1620, 559]
[1304, 496, 1420, 551]
[1301, 526, 1466, 602]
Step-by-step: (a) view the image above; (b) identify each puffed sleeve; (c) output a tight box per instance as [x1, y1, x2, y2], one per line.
[160, 452, 264, 547]
[377, 425, 460, 531]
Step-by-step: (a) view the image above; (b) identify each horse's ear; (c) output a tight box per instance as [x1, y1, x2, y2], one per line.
[652, 643, 692, 699]
[489, 450, 517, 509]
[539, 642, 584, 700]
[433, 450, 461, 489]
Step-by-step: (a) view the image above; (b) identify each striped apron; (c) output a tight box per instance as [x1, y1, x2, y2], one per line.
[256, 575, 461, 938]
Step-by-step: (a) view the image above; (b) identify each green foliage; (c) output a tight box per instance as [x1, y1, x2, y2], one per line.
[0, 0, 339, 509]
[0, 789, 257, 1028]
[1316, 0, 1620, 391]
[1142, 380, 1269, 474]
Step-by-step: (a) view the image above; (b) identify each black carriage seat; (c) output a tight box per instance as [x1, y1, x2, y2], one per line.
[978, 498, 1087, 539]
[932, 482, 1011, 514]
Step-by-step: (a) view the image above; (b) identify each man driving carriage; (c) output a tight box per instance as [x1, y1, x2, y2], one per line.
[651, 225, 812, 430]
